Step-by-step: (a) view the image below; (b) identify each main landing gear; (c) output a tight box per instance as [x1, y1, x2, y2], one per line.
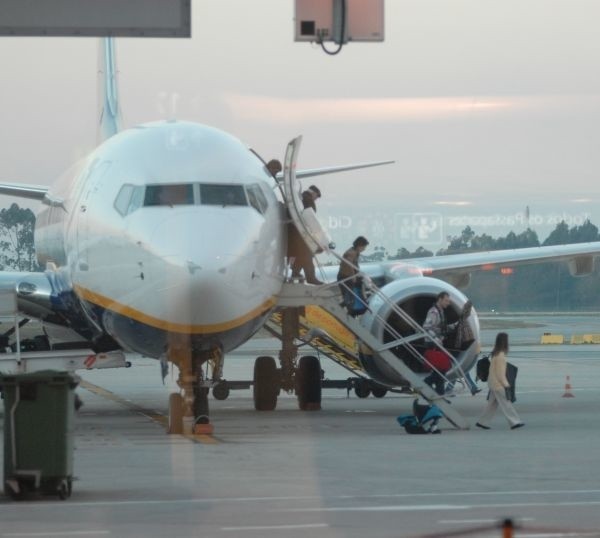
[252, 307, 322, 412]
[253, 356, 279, 411]
[295, 355, 322, 410]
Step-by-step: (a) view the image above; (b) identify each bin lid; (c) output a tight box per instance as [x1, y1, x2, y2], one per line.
[0, 370, 80, 388]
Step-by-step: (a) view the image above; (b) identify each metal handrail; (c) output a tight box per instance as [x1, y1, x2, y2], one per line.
[312, 250, 471, 390]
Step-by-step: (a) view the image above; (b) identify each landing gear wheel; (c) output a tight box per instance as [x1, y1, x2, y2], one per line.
[5, 480, 24, 500]
[58, 479, 71, 500]
[212, 382, 230, 401]
[193, 386, 210, 420]
[253, 356, 279, 411]
[168, 393, 184, 434]
[371, 385, 388, 398]
[354, 379, 371, 399]
[296, 355, 322, 411]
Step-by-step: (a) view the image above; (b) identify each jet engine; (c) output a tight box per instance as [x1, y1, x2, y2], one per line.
[358, 276, 480, 387]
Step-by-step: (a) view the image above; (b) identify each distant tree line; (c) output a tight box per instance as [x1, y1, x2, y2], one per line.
[0, 203, 39, 272]
[3, 201, 600, 310]
[362, 220, 600, 311]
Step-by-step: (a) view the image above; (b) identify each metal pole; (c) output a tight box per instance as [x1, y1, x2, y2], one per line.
[15, 313, 21, 369]
[332, 0, 347, 44]
[10, 384, 20, 470]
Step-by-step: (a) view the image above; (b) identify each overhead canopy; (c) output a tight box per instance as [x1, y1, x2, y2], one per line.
[0, 0, 190, 37]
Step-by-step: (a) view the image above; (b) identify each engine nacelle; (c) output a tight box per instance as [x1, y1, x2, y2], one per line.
[358, 276, 480, 387]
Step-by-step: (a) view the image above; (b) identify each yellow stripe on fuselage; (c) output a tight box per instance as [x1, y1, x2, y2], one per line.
[74, 284, 276, 334]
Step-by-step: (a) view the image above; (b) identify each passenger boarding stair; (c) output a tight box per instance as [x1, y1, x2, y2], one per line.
[279, 135, 469, 430]
[276, 283, 469, 429]
[265, 306, 367, 382]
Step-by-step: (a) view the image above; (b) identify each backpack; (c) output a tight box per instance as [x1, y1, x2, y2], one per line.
[476, 355, 490, 382]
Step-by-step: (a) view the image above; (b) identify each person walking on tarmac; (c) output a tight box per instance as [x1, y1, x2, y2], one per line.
[337, 236, 369, 315]
[289, 185, 323, 284]
[476, 332, 524, 430]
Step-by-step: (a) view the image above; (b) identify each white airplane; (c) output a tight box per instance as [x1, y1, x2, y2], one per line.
[2, 39, 600, 433]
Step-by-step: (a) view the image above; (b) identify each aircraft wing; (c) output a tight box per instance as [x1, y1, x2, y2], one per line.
[0, 182, 49, 201]
[276, 160, 394, 181]
[381, 242, 600, 282]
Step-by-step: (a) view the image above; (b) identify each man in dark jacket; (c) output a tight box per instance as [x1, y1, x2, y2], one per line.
[289, 185, 322, 284]
[337, 236, 369, 315]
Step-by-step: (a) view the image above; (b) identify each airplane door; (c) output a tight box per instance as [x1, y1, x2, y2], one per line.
[283, 136, 332, 253]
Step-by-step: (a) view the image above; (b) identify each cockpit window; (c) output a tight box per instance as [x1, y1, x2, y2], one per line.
[114, 184, 146, 216]
[144, 184, 194, 207]
[128, 186, 145, 214]
[200, 184, 248, 206]
[246, 184, 269, 214]
[115, 183, 254, 215]
[114, 184, 134, 216]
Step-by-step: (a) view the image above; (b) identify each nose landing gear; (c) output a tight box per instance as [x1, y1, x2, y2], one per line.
[166, 336, 220, 436]
[168, 392, 184, 434]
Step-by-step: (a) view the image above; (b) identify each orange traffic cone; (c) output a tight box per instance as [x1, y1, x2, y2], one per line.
[562, 375, 575, 398]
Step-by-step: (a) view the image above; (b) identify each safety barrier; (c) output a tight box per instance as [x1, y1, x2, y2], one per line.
[539, 333, 600, 344]
[570, 333, 600, 344]
[540, 333, 564, 344]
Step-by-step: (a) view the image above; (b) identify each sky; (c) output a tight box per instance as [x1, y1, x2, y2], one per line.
[1, 0, 599, 251]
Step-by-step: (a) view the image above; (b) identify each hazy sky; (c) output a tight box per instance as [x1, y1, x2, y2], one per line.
[1, 0, 599, 249]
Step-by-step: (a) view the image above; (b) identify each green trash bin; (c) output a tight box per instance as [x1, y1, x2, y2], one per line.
[0, 370, 79, 500]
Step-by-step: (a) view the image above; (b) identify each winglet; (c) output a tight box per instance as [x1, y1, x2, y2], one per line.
[97, 37, 122, 143]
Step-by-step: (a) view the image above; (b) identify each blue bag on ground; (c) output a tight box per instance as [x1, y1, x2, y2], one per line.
[397, 399, 443, 434]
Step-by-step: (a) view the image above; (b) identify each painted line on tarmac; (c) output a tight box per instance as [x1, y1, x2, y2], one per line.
[79, 380, 219, 445]
[3, 490, 600, 510]
[221, 524, 328, 531]
[280, 500, 600, 513]
[511, 388, 600, 394]
[0, 530, 112, 537]
[439, 518, 535, 524]
[80, 380, 165, 424]
[283, 505, 468, 512]
[519, 530, 600, 538]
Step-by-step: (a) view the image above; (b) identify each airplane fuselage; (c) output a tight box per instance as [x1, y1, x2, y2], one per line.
[35, 121, 287, 356]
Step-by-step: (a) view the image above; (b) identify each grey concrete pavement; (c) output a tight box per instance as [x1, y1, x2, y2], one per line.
[1, 316, 600, 537]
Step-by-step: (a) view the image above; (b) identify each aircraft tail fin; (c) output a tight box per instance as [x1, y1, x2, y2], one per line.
[97, 37, 122, 143]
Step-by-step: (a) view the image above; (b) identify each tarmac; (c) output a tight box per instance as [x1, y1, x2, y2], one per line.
[1, 314, 600, 537]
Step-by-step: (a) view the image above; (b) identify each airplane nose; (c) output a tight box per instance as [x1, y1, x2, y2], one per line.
[149, 209, 256, 271]
[145, 209, 264, 329]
